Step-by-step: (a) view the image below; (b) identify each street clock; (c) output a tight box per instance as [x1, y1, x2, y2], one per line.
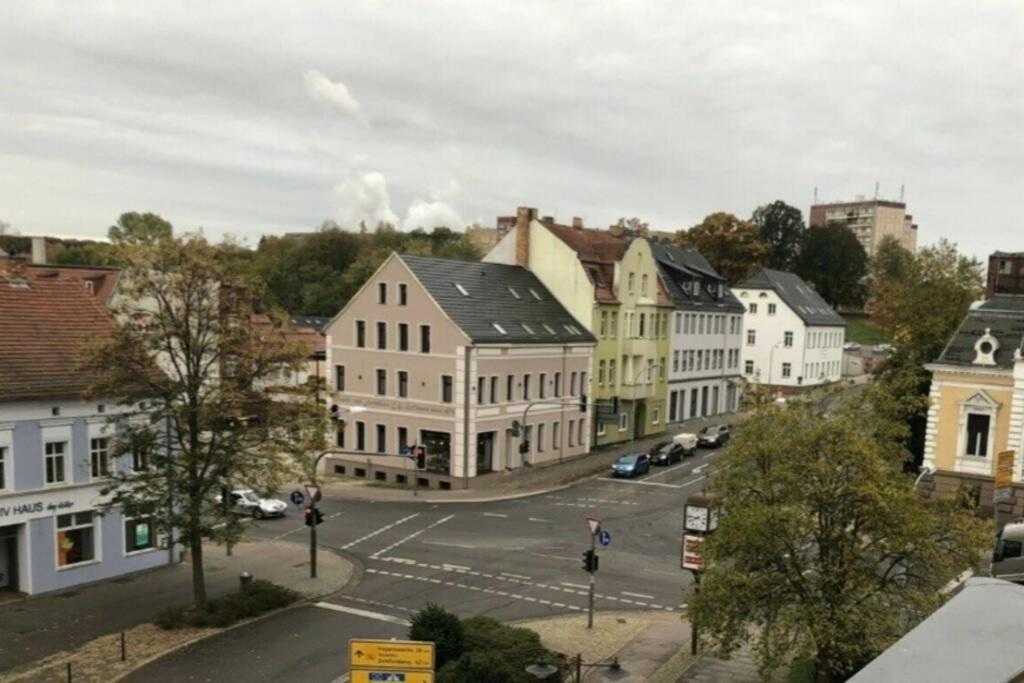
[683, 493, 718, 533]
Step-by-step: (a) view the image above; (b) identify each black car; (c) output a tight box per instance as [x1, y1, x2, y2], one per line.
[697, 424, 731, 448]
[648, 440, 684, 466]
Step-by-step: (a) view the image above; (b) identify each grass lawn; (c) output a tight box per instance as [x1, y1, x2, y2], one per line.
[844, 315, 893, 345]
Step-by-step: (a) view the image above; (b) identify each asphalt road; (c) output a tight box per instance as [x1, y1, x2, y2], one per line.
[127, 445, 720, 682]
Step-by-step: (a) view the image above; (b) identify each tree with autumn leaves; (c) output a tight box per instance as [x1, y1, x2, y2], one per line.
[85, 233, 314, 611]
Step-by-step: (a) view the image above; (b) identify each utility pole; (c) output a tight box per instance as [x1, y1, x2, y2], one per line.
[587, 529, 596, 629]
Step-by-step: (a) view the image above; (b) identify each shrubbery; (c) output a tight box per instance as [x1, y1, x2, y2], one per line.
[409, 604, 564, 683]
[155, 579, 297, 629]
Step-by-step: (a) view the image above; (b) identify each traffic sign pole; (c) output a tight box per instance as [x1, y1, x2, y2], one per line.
[588, 528, 596, 629]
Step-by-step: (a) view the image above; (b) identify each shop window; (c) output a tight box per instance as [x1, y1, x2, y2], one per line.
[57, 512, 96, 567]
[125, 517, 155, 554]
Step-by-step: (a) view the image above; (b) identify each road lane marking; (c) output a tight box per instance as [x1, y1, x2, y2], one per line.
[422, 540, 476, 549]
[482, 512, 509, 518]
[388, 557, 416, 565]
[693, 463, 709, 474]
[336, 595, 414, 613]
[528, 517, 551, 523]
[341, 512, 420, 550]
[561, 582, 589, 590]
[681, 475, 707, 487]
[598, 477, 684, 489]
[622, 591, 655, 600]
[313, 602, 410, 626]
[642, 462, 690, 481]
[443, 563, 472, 572]
[502, 572, 532, 581]
[370, 514, 455, 559]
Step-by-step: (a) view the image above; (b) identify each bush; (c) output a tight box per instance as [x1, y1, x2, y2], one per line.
[155, 579, 297, 630]
[408, 602, 465, 670]
[462, 616, 563, 682]
[438, 651, 518, 683]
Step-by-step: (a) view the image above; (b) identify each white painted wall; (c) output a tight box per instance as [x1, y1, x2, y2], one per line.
[736, 288, 845, 387]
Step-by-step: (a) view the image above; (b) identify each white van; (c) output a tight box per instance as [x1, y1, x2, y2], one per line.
[672, 432, 698, 457]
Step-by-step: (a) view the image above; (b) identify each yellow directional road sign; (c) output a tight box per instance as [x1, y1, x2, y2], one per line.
[350, 671, 434, 683]
[349, 640, 435, 671]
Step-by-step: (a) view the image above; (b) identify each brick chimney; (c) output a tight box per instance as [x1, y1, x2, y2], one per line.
[572, 217, 584, 230]
[515, 207, 537, 268]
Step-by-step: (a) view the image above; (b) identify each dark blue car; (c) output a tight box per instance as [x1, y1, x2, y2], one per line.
[611, 453, 650, 478]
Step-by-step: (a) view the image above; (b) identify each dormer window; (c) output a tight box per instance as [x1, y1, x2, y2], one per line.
[974, 328, 999, 366]
[682, 281, 693, 295]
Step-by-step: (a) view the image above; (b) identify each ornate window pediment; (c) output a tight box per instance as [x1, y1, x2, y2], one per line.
[960, 390, 999, 411]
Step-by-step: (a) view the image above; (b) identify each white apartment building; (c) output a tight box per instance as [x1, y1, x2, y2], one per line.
[650, 241, 745, 421]
[734, 269, 846, 388]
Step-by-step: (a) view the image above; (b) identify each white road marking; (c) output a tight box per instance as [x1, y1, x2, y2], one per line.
[443, 563, 472, 572]
[370, 514, 455, 559]
[622, 591, 655, 600]
[501, 572, 532, 581]
[341, 513, 420, 550]
[422, 540, 476, 549]
[693, 463, 709, 474]
[482, 512, 509, 518]
[387, 557, 417, 565]
[528, 517, 551, 523]
[598, 477, 684, 489]
[681, 475, 707, 487]
[313, 602, 411, 626]
[561, 582, 590, 590]
[642, 462, 690, 480]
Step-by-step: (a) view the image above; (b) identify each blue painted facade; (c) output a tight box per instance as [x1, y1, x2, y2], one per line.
[0, 399, 173, 595]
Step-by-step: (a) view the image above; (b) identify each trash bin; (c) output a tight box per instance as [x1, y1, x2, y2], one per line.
[239, 571, 253, 592]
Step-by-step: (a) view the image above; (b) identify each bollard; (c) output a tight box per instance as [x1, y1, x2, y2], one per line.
[239, 571, 253, 593]
[121, 631, 126, 662]
[66, 661, 72, 683]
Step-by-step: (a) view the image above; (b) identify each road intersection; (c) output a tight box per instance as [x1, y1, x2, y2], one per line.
[127, 447, 719, 681]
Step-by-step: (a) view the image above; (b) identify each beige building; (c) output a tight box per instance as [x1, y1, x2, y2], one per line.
[809, 198, 918, 256]
[923, 254, 1024, 515]
[324, 253, 595, 490]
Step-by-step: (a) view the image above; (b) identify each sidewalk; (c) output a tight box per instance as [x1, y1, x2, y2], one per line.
[0, 538, 354, 676]
[321, 413, 742, 503]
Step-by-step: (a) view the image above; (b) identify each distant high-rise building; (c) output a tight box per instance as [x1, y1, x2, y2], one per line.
[809, 197, 918, 257]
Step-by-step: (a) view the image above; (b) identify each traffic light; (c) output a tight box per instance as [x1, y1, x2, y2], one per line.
[582, 549, 598, 573]
[579, 393, 588, 413]
[414, 445, 427, 470]
[304, 505, 324, 526]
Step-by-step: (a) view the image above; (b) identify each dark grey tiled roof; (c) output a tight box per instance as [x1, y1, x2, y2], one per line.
[290, 315, 331, 332]
[736, 268, 846, 327]
[649, 241, 745, 313]
[937, 296, 1024, 368]
[401, 254, 596, 345]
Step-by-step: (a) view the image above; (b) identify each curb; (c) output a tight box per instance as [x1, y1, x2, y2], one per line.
[422, 481, 577, 504]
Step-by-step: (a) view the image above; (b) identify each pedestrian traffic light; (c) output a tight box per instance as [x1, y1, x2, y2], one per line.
[414, 445, 427, 470]
[304, 505, 324, 526]
[582, 549, 598, 573]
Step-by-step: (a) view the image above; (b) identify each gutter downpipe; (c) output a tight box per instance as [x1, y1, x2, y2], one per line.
[463, 345, 473, 490]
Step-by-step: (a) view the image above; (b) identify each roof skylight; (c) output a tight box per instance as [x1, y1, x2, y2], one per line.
[453, 282, 470, 297]
[542, 323, 556, 335]
[522, 323, 535, 335]
[492, 322, 508, 334]
[529, 288, 542, 301]
[508, 286, 520, 299]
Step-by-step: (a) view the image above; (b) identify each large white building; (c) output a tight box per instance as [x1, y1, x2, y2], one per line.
[734, 269, 846, 388]
[650, 241, 745, 421]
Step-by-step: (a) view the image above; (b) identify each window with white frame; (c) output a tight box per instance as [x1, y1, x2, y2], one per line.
[784, 331, 793, 347]
[597, 422, 606, 436]
[132, 445, 150, 472]
[57, 511, 96, 567]
[747, 329, 756, 345]
[745, 360, 754, 375]
[782, 362, 792, 378]
[652, 407, 660, 424]
[598, 360, 606, 386]
[965, 413, 991, 457]
[45, 441, 67, 485]
[768, 303, 776, 315]
[90, 437, 110, 479]
[749, 303, 758, 314]
[619, 412, 628, 431]
[125, 516, 155, 553]
[0, 446, 7, 490]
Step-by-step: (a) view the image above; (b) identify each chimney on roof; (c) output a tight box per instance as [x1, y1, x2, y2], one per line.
[31, 236, 46, 265]
[542, 216, 554, 223]
[515, 206, 537, 268]
[572, 217, 584, 230]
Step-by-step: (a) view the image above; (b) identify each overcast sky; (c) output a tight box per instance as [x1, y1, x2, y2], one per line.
[1, 1, 1021, 257]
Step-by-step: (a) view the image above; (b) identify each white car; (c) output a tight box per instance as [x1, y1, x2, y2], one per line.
[217, 489, 287, 519]
[843, 342, 861, 351]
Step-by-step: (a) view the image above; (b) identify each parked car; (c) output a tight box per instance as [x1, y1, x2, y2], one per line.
[843, 341, 862, 351]
[875, 343, 894, 354]
[611, 453, 651, 478]
[672, 432, 699, 457]
[216, 489, 288, 519]
[697, 425, 731, 448]
[648, 440, 684, 466]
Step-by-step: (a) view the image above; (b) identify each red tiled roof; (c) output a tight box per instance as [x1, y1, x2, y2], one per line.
[251, 314, 325, 357]
[542, 222, 628, 304]
[0, 273, 122, 401]
[0, 260, 121, 304]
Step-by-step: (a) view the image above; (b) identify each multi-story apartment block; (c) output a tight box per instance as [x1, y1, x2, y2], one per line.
[922, 253, 1024, 515]
[485, 208, 669, 446]
[809, 197, 918, 257]
[734, 268, 846, 388]
[650, 241, 745, 421]
[325, 253, 595, 489]
[0, 273, 171, 595]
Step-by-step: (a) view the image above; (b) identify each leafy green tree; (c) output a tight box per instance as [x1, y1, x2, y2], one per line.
[794, 225, 868, 308]
[409, 603, 466, 670]
[108, 211, 174, 245]
[751, 200, 806, 270]
[85, 234, 309, 611]
[49, 240, 117, 266]
[676, 212, 768, 283]
[461, 616, 562, 681]
[689, 401, 990, 681]
[438, 652, 518, 683]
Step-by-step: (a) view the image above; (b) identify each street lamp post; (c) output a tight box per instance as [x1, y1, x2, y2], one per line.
[308, 405, 366, 579]
[914, 464, 936, 489]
